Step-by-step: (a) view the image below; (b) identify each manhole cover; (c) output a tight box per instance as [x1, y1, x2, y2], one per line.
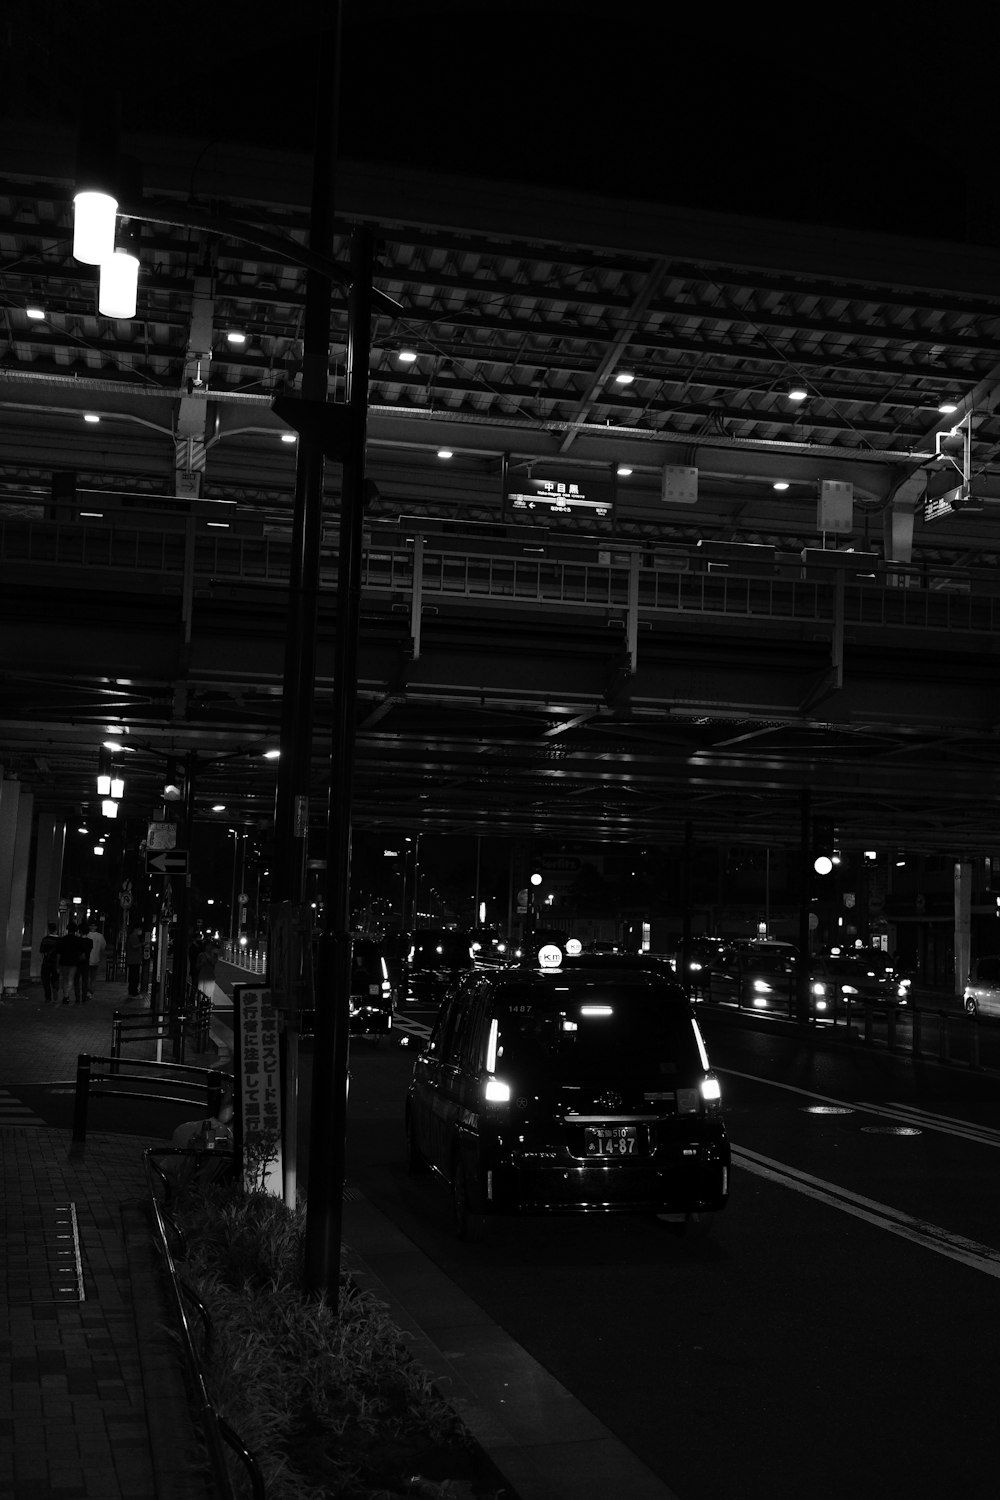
[802, 1105, 854, 1115]
[861, 1125, 922, 1136]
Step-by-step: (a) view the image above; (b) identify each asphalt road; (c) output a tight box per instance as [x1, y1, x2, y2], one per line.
[12, 989, 1000, 1498]
[323, 1007, 1000, 1500]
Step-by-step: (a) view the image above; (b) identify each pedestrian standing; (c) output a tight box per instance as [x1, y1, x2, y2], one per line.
[39, 922, 60, 1004]
[85, 920, 107, 1001]
[125, 925, 144, 997]
[56, 924, 86, 1004]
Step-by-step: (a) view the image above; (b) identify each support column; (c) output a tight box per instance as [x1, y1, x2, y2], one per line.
[30, 814, 66, 975]
[954, 858, 973, 999]
[0, 777, 26, 993]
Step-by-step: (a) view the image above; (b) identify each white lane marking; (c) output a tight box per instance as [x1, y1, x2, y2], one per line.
[857, 1101, 1000, 1147]
[719, 1067, 1000, 1148]
[733, 1145, 1000, 1280]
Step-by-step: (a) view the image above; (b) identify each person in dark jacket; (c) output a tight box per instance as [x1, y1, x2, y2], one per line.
[57, 924, 90, 1004]
[39, 922, 60, 1004]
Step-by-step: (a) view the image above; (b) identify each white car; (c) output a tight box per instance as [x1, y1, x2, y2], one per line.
[964, 957, 1000, 1018]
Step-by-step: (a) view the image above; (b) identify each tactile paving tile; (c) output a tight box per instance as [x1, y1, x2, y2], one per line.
[5, 1201, 85, 1304]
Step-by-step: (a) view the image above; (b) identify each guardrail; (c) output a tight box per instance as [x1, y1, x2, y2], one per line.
[694, 982, 982, 1067]
[71, 1054, 231, 1146]
[143, 1149, 264, 1500]
[111, 994, 213, 1067]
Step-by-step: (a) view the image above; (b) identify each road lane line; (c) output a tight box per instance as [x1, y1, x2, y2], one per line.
[719, 1067, 1000, 1148]
[856, 1101, 1000, 1146]
[733, 1144, 1000, 1279]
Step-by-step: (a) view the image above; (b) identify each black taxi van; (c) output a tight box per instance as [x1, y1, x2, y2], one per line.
[405, 958, 730, 1237]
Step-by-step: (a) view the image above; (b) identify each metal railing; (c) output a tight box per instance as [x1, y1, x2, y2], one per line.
[144, 1149, 264, 1500]
[111, 994, 213, 1067]
[71, 1054, 231, 1145]
[7, 513, 1000, 638]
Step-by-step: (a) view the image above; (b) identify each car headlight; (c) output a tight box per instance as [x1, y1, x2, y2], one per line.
[701, 1076, 722, 1103]
[812, 982, 826, 996]
[753, 979, 772, 993]
[842, 984, 858, 995]
[484, 1077, 510, 1102]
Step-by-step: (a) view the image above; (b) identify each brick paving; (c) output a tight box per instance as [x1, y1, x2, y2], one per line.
[0, 974, 217, 1499]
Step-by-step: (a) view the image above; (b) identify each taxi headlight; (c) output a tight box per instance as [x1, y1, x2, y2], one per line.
[484, 1078, 510, 1102]
[701, 1077, 722, 1103]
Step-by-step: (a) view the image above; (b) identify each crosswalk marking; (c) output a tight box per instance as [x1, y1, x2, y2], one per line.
[0, 1088, 46, 1125]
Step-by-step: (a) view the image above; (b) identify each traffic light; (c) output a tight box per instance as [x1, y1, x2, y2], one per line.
[812, 818, 835, 876]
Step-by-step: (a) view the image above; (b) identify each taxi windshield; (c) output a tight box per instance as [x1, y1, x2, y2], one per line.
[494, 984, 701, 1081]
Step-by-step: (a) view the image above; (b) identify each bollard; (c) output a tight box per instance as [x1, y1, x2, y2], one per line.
[72, 1054, 92, 1145]
[111, 1012, 122, 1070]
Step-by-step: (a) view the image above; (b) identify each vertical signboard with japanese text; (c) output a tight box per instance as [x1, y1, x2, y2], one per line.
[238, 987, 283, 1197]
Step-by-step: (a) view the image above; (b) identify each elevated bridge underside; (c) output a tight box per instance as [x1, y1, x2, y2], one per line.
[4, 126, 1000, 856]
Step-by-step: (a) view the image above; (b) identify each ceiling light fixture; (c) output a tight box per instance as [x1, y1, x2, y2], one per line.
[398, 349, 418, 363]
[615, 371, 635, 385]
[773, 481, 790, 491]
[937, 398, 959, 415]
[263, 748, 281, 760]
[616, 464, 633, 477]
[788, 380, 809, 402]
[98, 219, 140, 319]
[26, 305, 45, 320]
[437, 448, 453, 460]
[226, 329, 247, 345]
[84, 413, 101, 424]
[73, 188, 118, 266]
[280, 432, 297, 443]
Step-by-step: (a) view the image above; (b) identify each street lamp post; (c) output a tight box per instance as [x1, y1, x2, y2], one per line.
[69, 15, 397, 1310]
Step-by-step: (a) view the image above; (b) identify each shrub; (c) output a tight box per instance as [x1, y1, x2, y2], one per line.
[172, 1183, 496, 1499]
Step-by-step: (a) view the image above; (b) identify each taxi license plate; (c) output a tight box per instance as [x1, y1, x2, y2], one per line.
[586, 1125, 638, 1156]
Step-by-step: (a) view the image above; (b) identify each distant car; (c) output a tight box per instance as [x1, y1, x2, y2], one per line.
[675, 936, 733, 985]
[300, 936, 395, 1040]
[470, 927, 509, 966]
[402, 928, 475, 1005]
[349, 937, 396, 1038]
[706, 946, 797, 1012]
[811, 954, 908, 1012]
[963, 956, 1000, 1018]
[406, 955, 730, 1238]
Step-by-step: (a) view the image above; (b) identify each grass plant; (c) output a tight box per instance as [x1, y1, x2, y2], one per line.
[171, 1181, 502, 1499]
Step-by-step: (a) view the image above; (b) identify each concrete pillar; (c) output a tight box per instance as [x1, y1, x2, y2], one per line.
[0, 775, 22, 994]
[3, 788, 33, 993]
[954, 859, 973, 999]
[29, 814, 66, 977]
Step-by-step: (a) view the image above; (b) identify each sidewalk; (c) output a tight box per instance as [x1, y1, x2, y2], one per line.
[1, 973, 212, 1500]
[1, 970, 681, 1500]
